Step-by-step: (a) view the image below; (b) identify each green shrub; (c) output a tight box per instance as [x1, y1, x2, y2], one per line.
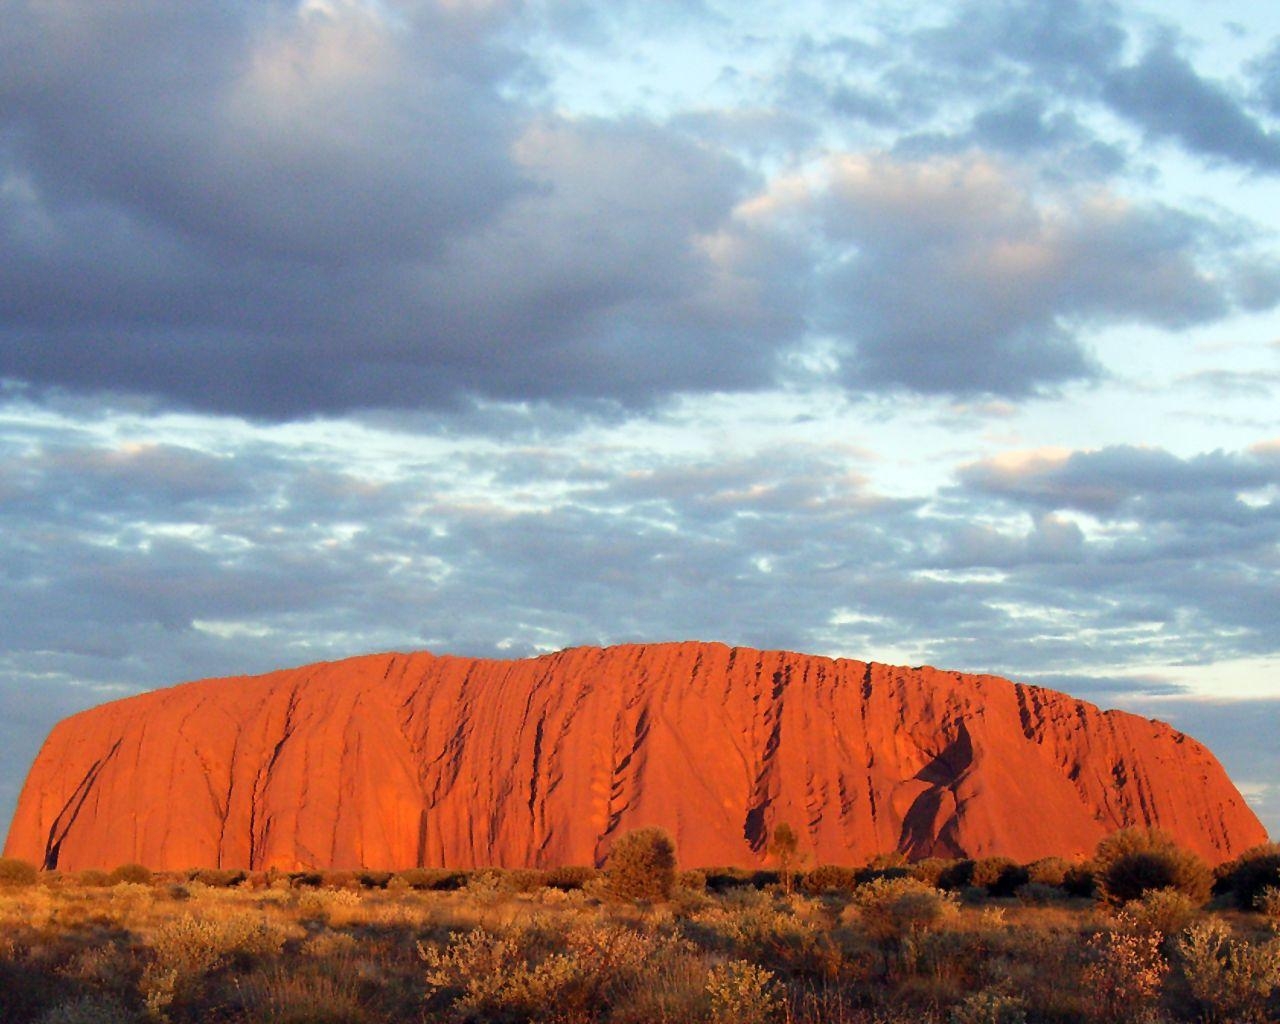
[855, 865, 912, 885]
[1081, 925, 1168, 1021]
[357, 870, 393, 889]
[607, 828, 677, 902]
[108, 863, 152, 886]
[970, 857, 1028, 897]
[1125, 887, 1197, 950]
[420, 928, 588, 1019]
[1094, 828, 1211, 904]
[1216, 844, 1280, 911]
[76, 869, 111, 888]
[1015, 882, 1062, 905]
[849, 876, 959, 943]
[142, 911, 288, 1016]
[0, 857, 38, 888]
[1026, 857, 1071, 888]
[706, 959, 782, 1024]
[1062, 861, 1097, 898]
[802, 865, 859, 895]
[1178, 917, 1280, 1023]
[190, 868, 245, 888]
[394, 867, 466, 891]
[501, 868, 548, 893]
[704, 867, 758, 892]
[1256, 886, 1280, 922]
[545, 866, 597, 891]
[909, 858, 952, 887]
[937, 860, 976, 891]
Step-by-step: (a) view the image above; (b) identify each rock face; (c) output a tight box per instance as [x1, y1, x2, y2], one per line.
[4, 643, 1267, 871]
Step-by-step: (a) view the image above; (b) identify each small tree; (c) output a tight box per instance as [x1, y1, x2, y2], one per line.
[607, 827, 677, 902]
[768, 823, 802, 895]
[1094, 827, 1211, 905]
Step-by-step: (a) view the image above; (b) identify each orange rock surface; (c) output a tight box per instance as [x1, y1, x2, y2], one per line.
[4, 643, 1267, 871]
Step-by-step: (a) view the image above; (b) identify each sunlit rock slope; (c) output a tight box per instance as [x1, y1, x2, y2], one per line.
[5, 643, 1267, 870]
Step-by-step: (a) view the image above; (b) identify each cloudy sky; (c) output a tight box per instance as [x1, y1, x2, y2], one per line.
[2, 0, 1278, 844]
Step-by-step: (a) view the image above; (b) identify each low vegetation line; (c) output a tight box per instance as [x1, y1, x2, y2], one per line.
[0, 828, 1277, 1024]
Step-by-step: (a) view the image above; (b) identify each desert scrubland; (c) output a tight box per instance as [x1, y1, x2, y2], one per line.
[1, 830, 1278, 1024]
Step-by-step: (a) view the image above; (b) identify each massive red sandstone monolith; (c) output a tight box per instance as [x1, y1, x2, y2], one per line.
[4, 643, 1267, 871]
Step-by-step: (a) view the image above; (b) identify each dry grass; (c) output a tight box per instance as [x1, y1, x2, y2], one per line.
[0, 865, 1277, 1024]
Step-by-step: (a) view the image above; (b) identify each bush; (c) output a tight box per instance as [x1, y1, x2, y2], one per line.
[77, 869, 111, 888]
[1015, 882, 1062, 905]
[1256, 886, 1280, 922]
[971, 857, 1028, 897]
[190, 868, 245, 888]
[1216, 844, 1280, 911]
[855, 865, 912, 886]
[142, 911, 288, 1016]
[1026, 857, 1071, 888]
[394, 868, 466, 891]
[1062, 861, 1098, 898]
[1094, 828, 1211, 905]
[704, 867, 759, 892]
[607, 828, 677, 902]
[357, 871, 393, 889]
[706, 959, 782, 1024]
[1081, 925, 1168, 1021]
[501, 868, 548, 893]
[1179, 917, 1280, 1023]
[802, 865, 859, 895]
[546, 866, 597, 891]
[849, 876, 959, 943]
[1126, 887, 1196, 942]
[909, 858, 951, 887]
[0, 857, 38, 888]
[108, 863, 152, 886]
[937, 860, 976, 891]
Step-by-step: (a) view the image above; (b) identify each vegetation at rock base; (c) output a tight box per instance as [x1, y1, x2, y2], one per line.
[0, 833, 1278, 1024]
[768, 823, 802, 896]
[1094, 827, 1213, 905]
[605, 827, 677, 903]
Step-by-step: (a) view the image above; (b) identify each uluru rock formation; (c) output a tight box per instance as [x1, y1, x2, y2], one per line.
[5, 643, 1267, 872]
